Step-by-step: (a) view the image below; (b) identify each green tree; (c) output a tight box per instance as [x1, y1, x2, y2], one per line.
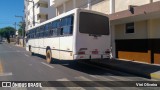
[0, 26, 16, 43]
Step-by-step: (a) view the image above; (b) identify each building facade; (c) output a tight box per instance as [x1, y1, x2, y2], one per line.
[49, 0, 160, 64]
[111, 0, 160, 64]
[50, 0, 111, 15]
[24, 0, 56, 30]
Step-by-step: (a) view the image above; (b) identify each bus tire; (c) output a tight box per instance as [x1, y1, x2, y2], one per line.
[29, 46, 34, 56]
[46, 49, 52, 64]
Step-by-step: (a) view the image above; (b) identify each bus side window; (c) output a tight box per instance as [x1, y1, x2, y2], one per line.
[30, 29, 32, 39]
[34, 28, 36, 38]
[62, 15, 73, 36]
[39, 27, 42, 38]
[43, 25, 45, 37]
[32, 30, 34, 39]
[67, 15, 73, 26]
[35, 28, 38, 38]
[40, 26, 44, 38]
[38, 28, 40, 38]
[26, 31, 29, 40]
[28, 31, 30, 39]
[44, 24, 46, 37]
[56, 20, 61, 36]
[45, 23, 51, 37]
[33, 29, 36, 38]
[52, 21, 58, 37]
[36, 27, 39, 38]
[36, 28, 39, 38]
[48, 23, 52, 37]
[45, 24, 48, 37]
[33, 29, 35, 38]
[29, 30, 31, 39]
[60, 17, 65, 36]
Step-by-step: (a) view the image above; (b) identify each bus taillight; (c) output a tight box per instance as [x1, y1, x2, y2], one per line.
[105, 49, 110, 54]
[78, 51, 85, 55]
[78, 48, 87, 55]
[92, 51, 98, 54]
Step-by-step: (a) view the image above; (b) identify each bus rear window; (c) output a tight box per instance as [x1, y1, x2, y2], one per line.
[79, 12, 109, 35]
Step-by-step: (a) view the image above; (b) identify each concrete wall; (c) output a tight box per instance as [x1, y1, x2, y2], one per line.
[76, 0, 88, 8]
[153, 0, 160, 2]
[66, 0, 73, 12]
[56, 0, 110, 15]
[148, 18, 160, 39]
[115, 20, 148, 39]
[115, 0, 150, 12]
[114, 0, 160, 13]
[54, 0, 160, 15]
[48, 2, 56, 19]
[91, 0, 110, 14]
[115, 18, 160, 64]
[57, 5, 64, 15]
[115, 18, 160, 40]
[25, 0, 56, 30]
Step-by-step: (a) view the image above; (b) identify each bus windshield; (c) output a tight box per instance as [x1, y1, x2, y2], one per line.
[79, 12, 109, 35]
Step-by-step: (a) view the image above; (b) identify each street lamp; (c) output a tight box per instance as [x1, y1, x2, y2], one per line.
[26, 0, 35, 26]
[15, 15, 25, 47]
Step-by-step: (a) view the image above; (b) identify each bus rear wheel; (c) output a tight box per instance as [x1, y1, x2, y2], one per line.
[46, 49, 52, 64]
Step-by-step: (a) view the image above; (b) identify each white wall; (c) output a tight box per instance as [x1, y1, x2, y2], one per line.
[148, 18, 160, 38]
[115, 0, 150, 12]
[115, 20, 148, 39]
[25, 0, 56, 30]
[91, 0, 110, 14]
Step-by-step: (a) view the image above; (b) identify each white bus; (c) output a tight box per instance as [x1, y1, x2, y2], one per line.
[26, 8, 111, 63]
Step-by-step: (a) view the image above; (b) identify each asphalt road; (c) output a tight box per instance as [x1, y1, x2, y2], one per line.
[0, 42, 159, 90]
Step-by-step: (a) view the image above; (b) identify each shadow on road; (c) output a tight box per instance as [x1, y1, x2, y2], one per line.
[32, 53, 139, 78]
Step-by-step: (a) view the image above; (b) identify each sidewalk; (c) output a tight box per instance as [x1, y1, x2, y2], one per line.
[91, 59, 160, 80]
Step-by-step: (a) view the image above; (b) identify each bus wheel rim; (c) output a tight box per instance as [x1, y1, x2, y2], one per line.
[47, 51, 51, 63]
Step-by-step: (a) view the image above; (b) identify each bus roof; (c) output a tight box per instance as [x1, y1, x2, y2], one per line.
[27, 8, 108, 31]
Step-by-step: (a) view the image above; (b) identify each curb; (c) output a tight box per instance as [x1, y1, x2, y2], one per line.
[91, 59, 160, 80]
[150, 72, 160, 80]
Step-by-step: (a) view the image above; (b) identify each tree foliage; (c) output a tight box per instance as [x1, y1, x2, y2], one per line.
[18, 21, 25, 36]
[0, 26, 16, 43]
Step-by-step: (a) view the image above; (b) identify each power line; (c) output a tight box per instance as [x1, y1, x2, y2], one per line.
[0, 23, 14, 24]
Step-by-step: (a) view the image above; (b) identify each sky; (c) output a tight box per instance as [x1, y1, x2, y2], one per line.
[0, 0, 24, 29]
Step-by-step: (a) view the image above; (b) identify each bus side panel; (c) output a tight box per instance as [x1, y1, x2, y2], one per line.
[59, 36, 73, 60]
[43, 37, 60, 59]
[34, 38, 39, 54]
[30, 39, 35, 52]
[26, 40, 30, 51]
[38, 38, 44, 55]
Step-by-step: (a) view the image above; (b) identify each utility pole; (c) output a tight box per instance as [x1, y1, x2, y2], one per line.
[15, 15, 25, 47]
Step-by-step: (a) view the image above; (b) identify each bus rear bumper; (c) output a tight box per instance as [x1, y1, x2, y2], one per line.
[91, 55, 101, 59]
[74, 55, 90, 60]
[74, 54, 110, 60]
[103, 55, 110, 59]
